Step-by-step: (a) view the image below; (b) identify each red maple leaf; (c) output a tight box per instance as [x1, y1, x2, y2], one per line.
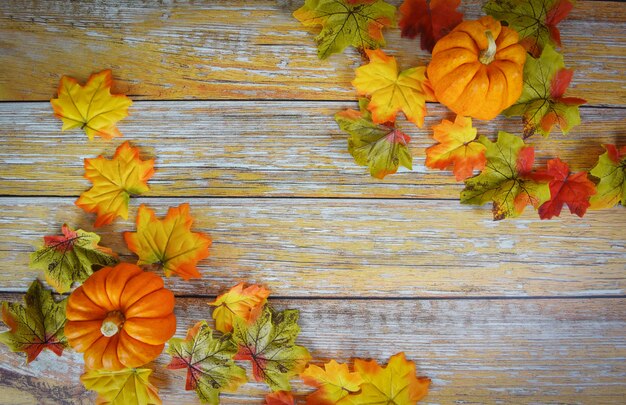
[399, 0, 463, 52]
[546, 0, 574, 47]
[539, 158, 597, 219]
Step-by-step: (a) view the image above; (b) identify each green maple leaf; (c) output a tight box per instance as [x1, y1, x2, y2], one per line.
[589, 144, 626, 209]
[461, 131, 552, 220]
[504, 45, 586, 138]
[232, 306, 311, 391]
[166, 321, 247, 405]
[335, 98, 412, 179]
[0, 279, 67, 362]
[483, 0, 574, 57]
[29, 224, 118, 293]
[293, 0, 396, 59]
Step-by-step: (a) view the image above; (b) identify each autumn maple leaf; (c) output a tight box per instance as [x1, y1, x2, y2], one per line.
[484, 0, 574, 57]
[209, 282, 270, 333]
[343, 352, 430, 404]
[76, 141, 155, 227]
[124, 203, 212, 280]
[399, 0, 463, 52]
[538, 158, 596, 219]
[335, 98, 412, 179]
[504, 45, 586, 138]
[589, 144, 626, 209]
[50, 70, 132, 140]
[166, 321, 247, 404]
[232, 306, 311, 392]
[352, 49, 429, 126]
[29, 224, 118, 293]
[293, 0, 396, 59]
[301, 360, 364, 405]
[81, 368, 161, 405]
[0, 279, 67, 363]
[461, 132, 552, 220]
[425, 115, 486, 181]
[265, 391, 295, 405]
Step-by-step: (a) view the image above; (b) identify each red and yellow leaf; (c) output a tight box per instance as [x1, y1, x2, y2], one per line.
[50, 70, 132, 140]
[352, 49, 428, 127]
[0, 279, 67, 363]
[589, 144, 626, 209]
[425, 116, 486, 181]
[209, 282, 270, 333]
[538, 158, 596, 219]
[76, 141, 155, 227]
[265, 391, 295, 405]
[124, 203, 212, 280]
[301, 360, 364, 405]
[399, 0, 463, 52]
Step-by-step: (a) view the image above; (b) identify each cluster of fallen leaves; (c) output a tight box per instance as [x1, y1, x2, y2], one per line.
[1, 70, 432, 404]
[295, 0, 625, 220]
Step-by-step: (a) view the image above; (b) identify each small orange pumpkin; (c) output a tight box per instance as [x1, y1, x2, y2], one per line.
[65, 263, 176, 370]
[427, 16, 527, 120]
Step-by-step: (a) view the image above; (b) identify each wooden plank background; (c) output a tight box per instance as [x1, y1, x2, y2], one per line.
[0, 0, 625, 404]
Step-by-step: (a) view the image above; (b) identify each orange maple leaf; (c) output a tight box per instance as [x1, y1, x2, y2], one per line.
[343, 352, 430, 404]
[425, 115, 486, 181]
[265, 391, 295, 405]
[209, 282, 270, 333]
[50, 70, 132, 140]
[352, 49, 429, 127]
[124, 204, 212, 280]
[76, 141, 154, 227]
[301, 360, 364, 405]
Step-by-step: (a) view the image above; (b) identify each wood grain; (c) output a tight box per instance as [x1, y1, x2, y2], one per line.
[1, 1, 624, 105]
[1, 295, 624, 404]
[0, 197, 624, 297]
[1, 102, 624, 199]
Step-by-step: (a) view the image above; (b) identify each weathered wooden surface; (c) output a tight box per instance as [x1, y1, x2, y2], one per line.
[0, 198, 624, 297]
[1, 296, 625, 404]
[1, 102, 624, 198]
[1, 0, 625, 403]
[1, 1, 624, 105]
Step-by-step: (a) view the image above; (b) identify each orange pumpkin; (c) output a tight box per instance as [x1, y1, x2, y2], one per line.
[65, 263, 176, 370]
[427, 16, 526, 120]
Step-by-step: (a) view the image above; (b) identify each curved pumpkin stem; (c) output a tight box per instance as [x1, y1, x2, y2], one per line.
[100, 311, 125, 337]
[479, 30, 497, 65]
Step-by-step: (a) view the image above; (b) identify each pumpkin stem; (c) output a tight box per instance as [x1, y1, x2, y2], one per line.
[101, 311, 125, 337]
[479, 30, 497, 65]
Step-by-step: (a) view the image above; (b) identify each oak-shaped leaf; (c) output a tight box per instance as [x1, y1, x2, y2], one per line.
[399, 0, 463, 52]
[0, 279, 67, 363]
[335, 98, 412, 179]
[538, 158, 596, 219]
[589, 144, 626, 209]
[265, 391, 295, 405]
[425, 115, 486, 181]
[343, 352, 430, 404]
[484, 0, 574, 57]
[504, 45, 586, 138]
[301, 360, 364, 405]
[76, 141, 155, 227]
[50, 70, 132, 140]
[209, 282, 270, 333]
[232, 306, 311, 392]
[166, 321, 247, 404]
[293, 0, 396, 59]
[461, 131, 552, 220]
[29, 224, 118, 293]
[81, 368, 161, 405]
[124, 203, 212, 280]
[352, 49, 428, 127]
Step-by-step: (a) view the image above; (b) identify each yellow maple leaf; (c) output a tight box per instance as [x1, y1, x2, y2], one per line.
[209, 282, 270, 333]
[352, 49, 428, 127]
[344, 352, 430, 404]
[80, 368, 161, 405]
[301, 360, 364, 405]
[50, 70, 132, 140]
[124, 203, 212, 280]
[75, 141, 154, 227]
